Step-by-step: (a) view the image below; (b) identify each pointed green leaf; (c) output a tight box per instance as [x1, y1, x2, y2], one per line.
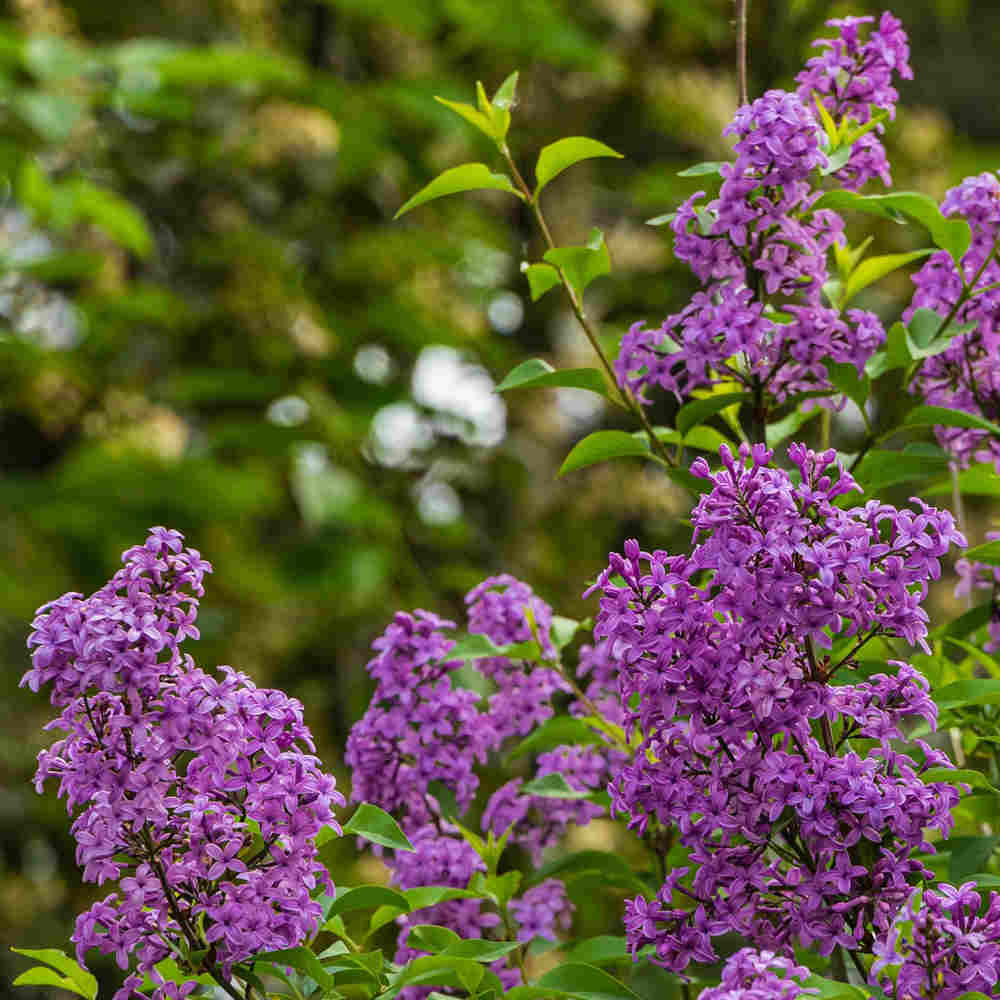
[496, 359, 618, 403]
[676, 161, 725, 177]
[812, 190, 972, 265]
[407, 925, 462, 954]
[536, 962, 642, 1000]
[823, 361, 870, 414]
[522, 261, 561, 301]
[395, 164, 522, 219]
[492, 71, 519, 109]
[441, 939, 521, 962]
[964, 539, 1000, 565]
[852, 450, 949, 492]
[543, 228, 611, 299]
[325, 885, 410, 919]
[433, 98, 496, 139]
[255, 947, 335, 991]
[343, 803, 414, 852]
[766, 406, 821, 448]
[13, 969, 88, 997]
[947, 836, 1000, 881]
[505, 716, 609, 762]
[804, 974, 869, 1000]
[820, 144, 852, 175]
[645, 212, 675, 227]
[841, 249, 933, 306]
[535, 138, 623, 195]
[929, 603, 995, 640]
[676, 392, 748, 436]
[521, 772, 597, 800]
[529, 850, 650, 896]
[558, 430, 651, 476]
[902, 405, 1000, 440]
[10, 949, 97, 1000]
[566, 936, 630, 966]
[934, 679, 1000, 710]
[812, 96, 840, 147]
[922, 768, 999, 794]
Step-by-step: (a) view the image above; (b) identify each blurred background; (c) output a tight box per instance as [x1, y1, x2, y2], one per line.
[1, 0, 998, 995]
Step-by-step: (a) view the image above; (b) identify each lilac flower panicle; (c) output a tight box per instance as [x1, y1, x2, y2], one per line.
[509, 879, 574, 943]
[697, 949, 817, 1000]
[872, 883, 1000, 999]
[24, 529, 344, 1000]
[908, 172, 1000, 471]
[589, 444, 965, 972]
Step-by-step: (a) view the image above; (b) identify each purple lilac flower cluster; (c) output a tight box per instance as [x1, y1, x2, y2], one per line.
[795, 12, 912, 190]
[615, 17, 910, 414]
[871, 882, 1000, 998]
[696, 949, 817, 1000]
[588, 444, 965, 973]
[23, 529, 343, 1000]
[907, 171, 1000, 471]
[955, 530, 1000, 652]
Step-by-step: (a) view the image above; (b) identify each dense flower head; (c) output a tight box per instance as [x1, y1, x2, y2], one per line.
[588, 445, 964, 972]
[796, 12, 912, 189]
[366, 609, 462, 697]
[25, 530, 343, 1000]
[871, 883, 1000, 999]
[508, 879, 575, 943]
[955, 530, 1000, 652]
[697, 949, 817, 1000]
[908, 172, 1000, 471]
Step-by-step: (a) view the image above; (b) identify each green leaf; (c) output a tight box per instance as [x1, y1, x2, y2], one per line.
[65, 179, 154, 257]
[343, 803, 415, 852]
[529, 850, 651, 897]
[812, 96, 840, 147]
[964, 539, 1000, 565]
[12, 968, 89, 997]
[255, 947, 335, 992]
[812, 190, 972, 265]
[534, 138, 623, 195]
[841, 249, 933, 306]
[521, 772, 599, 800]
[823, 361, 870, 414]
[676, 161, 725, 177]
[492, 71, 519, 109]
[804, 974, 869, 1000]
[676, 393, 748, 436]
[645, 212, 675, 227]
[947, 836, 1000, 881]
[394, 164, 522, 219]
[325, 885, 410, 919]
[495, 359, 618, 404]
[820, 144, 852, 175]
[766, 406, 821, 449]
[369, 887, 483, 933]
[390, 955, 486, 996]
[934, 679, 1000, 711]
[559, 430, 652, 476]
[10, 949, 97, 1000]
[406, 925, 462, 953]
[542, 228, 611, 300]
[925, 463, 1000, 498]
[536, 962, 642, 1000]
[922, 768, 1000, 795]
[12, 92, 84, 143]
[505, 716, 609, 762]
[551, 616, 582, 650]
[852, 450, 950, 492]
[447, 633, 506, 661]
[929, 603, 995, 641]
[440, 939, 522, 962]
[522, 262, 561, 301]
[902, 405, 1000, 440]
[565, 936, 630, 965]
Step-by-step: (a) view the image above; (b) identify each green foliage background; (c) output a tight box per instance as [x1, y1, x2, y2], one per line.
[1, 0, 997, 996]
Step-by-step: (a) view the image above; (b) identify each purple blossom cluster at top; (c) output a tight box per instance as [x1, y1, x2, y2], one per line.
[908, 171, 1000, 471]
[23, 529, 343, 1000]
[588, 444, 965, 973]
[956, 530, 1000, 652]
[871, 882, 1000, 998]
[695, 949, 816, 1000]
[796, 12, 912, 190]
[614, 16, 916, 420]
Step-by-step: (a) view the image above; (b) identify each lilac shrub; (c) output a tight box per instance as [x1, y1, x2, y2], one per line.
[22, 529, 344, 1000]
[589, 443, 965, 971]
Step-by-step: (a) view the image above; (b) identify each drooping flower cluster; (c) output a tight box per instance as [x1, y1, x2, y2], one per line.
[908, 171, 1000, 471]
[23, 529, 343, 1000]
[589, 444, 965, 973]
[955, 530, 1000, 652]
[696, 949, 817, 1000]
[796, 12, 912, 190]
[871, 883, 1000, 999]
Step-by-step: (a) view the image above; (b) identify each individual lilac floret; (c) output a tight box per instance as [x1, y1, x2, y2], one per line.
[796, 12, 913, 189]
[871, 883, 1000, 999]
[588, 444, 965, 973]
[955, 530, 1000, 652]
[697, 949, 817, 1000]
[509, 879, 575, 943]
[26, 530, 343, 1000]
[908, 172, 1000, 471]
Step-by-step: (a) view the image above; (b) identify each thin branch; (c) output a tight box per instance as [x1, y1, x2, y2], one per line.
[735, 0, 749, 106]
